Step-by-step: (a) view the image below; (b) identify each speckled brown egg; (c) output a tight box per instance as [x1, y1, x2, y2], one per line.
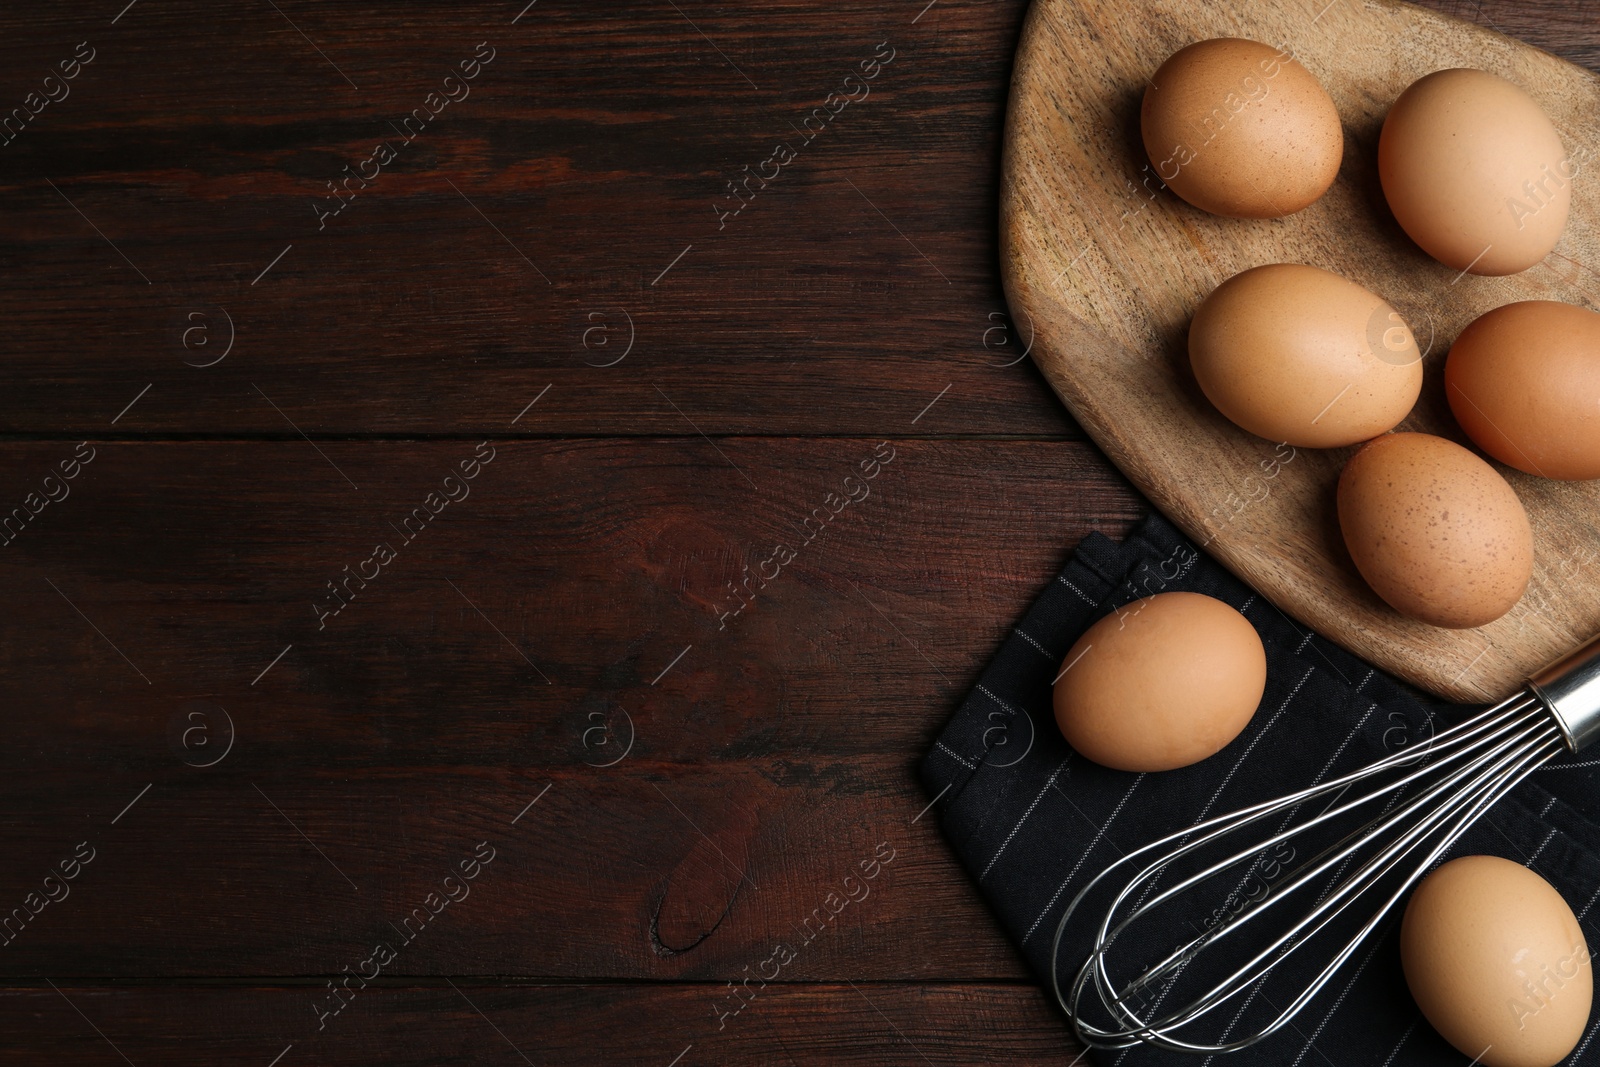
[1053, 592, 1266, 772]
[1379, 69, 1571, 276]
[1142, 38, 1344, 218]
[1337, 433, 1532, 628]
[1402, 856, 1591, 1067]
[1446, 301, 1600, 480]
[1189, 264, 1422, 448]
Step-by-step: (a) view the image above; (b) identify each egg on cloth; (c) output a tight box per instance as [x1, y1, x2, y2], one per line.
[1402, 855, 1592, 1067]
[1052, 592, 1265, 772]
[1446, 301, 1600, 480]
[1188, 264, 1422, 448]
[1141, 38, 1343, 219]
[1379, 68, 1572, 276]
[1338, 433, 1532, 628]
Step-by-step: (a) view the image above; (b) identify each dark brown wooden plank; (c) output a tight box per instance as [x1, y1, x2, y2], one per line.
[2, 2, 1594, 1062]
[0, 759, 1012, 980]
[1420, 0, 1600, 71]
[0, 439, 1138, 977]
[0, 2, 1589, 438]
[4, 982, 1083, 1065]
[0, 0, 1072, 437]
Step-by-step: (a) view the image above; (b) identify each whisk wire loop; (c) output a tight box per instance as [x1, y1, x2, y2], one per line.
[1053, 690, 1570, 1053]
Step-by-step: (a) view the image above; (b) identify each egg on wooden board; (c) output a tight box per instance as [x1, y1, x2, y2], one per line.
[1188, 264, 1422, 448]
[1052, 592, 1265, 772]
[1402, 855, 1592, 1067]
[1379, 68, 1572, 276]
[1446, 301, 1600, 481]
[1141, 38, 1343, 219]
[1337, 433, 1532, 629]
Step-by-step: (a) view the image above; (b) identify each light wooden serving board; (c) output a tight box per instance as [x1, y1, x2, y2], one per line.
[1002, 0, 1600, 702]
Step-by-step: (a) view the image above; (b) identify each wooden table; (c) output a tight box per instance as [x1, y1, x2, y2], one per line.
[0, 1, 1584, 1062]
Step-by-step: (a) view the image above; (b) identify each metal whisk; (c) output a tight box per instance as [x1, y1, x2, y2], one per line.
[1051, 632, 1600, 1055]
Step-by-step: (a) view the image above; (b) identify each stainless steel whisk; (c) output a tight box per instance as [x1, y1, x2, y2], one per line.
[1051, 632, 1600, 1055]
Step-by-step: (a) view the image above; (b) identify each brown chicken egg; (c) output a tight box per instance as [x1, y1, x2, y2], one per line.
[1053, 592, 1266, 772]
[1142, 38, 1343, 218]
[1337, 432, 1532, 628]
[1379, 69, 1572, 276]
[1189, 264, 1422, 448]
[1402, 856, 1592, 1067]
[1446, 301, 1600, 480]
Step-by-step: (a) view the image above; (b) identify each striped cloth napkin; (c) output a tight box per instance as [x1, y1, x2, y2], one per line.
[921, 513, 1600, 1065]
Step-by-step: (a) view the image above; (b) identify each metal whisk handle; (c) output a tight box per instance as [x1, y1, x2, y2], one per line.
[1527, 631, 1600, 753]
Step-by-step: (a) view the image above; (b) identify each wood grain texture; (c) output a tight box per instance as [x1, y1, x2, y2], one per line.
[1, 1, 1596, 1064]
[0, 439, 1137, 978]
[1003, 0, 1600, 701]
[0, 0, 1075, 438]
[4, 982, 1079, 1065]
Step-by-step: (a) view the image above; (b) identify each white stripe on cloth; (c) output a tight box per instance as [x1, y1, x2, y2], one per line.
[1022, 773, 1146, 944]
[981, 757, 1070, 881]
[977, 684, 1022, 718]
[936, 740, 976, 771]
[1528, 827, 1559, 867]
[1114, 665, 1316, 1067]
[1567, 909, 1600, 1062]
[1200, 702, 1383, 1064]
[1057, 575, 1098, 605]
[1290, 938, 1387, 1067]
[1015, 627, 1057, 660]
[1378, 1021, 1417, 1067]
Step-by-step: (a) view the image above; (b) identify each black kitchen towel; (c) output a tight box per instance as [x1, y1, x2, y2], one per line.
[922, 513, 1600, 1066]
